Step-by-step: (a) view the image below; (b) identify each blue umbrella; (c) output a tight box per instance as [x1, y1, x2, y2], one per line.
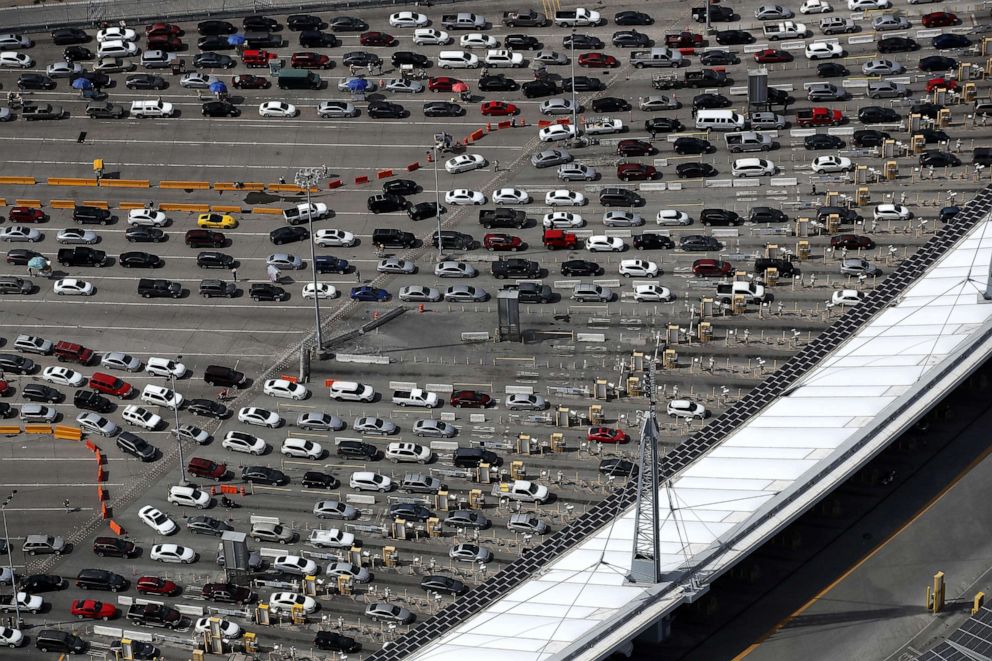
[27, 256, 47, 271]
[346, 78, 369, 92]
[227, 34, 245, 46]
[71, 77, 92, 90]
[209, 81, 227, 94]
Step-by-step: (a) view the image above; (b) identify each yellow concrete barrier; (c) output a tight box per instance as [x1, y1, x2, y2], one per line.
[159, 203, 210, 213]
[14, 199, 41, 208]
[49, 200, 76, 209]
[159, 180, 210, 190]
[24, 424, 53, 435]
[211, 205, 243, 213]
[215, 182, 265, 191]
[0, 176, 36, 185]
[54, 425, 82, 441]
[48, 177, 98, 187]
[0, 198, 6, 206]
[117, 202, 149, 210]
[81, 200, 109, 209]
[99, 179, 151, 189]
[252, 207, 284, 215]
[268, 183, 315, 193]
[0, 425, 21, 435]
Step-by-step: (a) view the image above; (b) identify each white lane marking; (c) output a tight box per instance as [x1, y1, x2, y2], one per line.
[0, 323, 305, 335]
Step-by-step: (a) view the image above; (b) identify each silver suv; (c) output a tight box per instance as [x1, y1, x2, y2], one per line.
[572, 283, 614, 302]
[23, 534, 66, 555]
[250, 521, 297, 544]
[806, 82, 846, 101]
[557, 163, 598, 181]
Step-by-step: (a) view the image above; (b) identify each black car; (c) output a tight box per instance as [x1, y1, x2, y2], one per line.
[612, 30, 652, 47]
[194, 52, 236, 68]
[270, 226, 309, 245]
[878, 37, 917, 53]
[645, 117, 682, 134]
[342, 51, 381, 67]
[676, 163, 718, 178]
[368, 193, 409, 213]
[388, 502, 434, 522]
[52, 28, 89, 45]
[242, 15, 279, 31]
[424, 101, 463, 117]
[700, 50, 739, 65]
[420, 575, 468, 595]
[22, 384, 62, 403]
[615, 10, 653, 24]
[693, 5, 735, 21]
[187, 516, 232, 536]
[250, 283, 288, 301]
[125, 74, 167, 90]
[599, 458, 638, 477]
[302, 471, 340, 489]
[64, 46, 94, 61]
[196, 251, 235, 269]
[599, 188, 642, 206]
[563, 76, 602, 92]
[692, 93, 731, 109]
[330, 16, 368, 31]
[815, 63, 848, 80]
[300, 30, 339, 47]
[858, 106, 900, 123]
[116, 431, 156, 461]
[911, 102, 944, 119]
[0, 403, 12, 418]
[198, 20, 237, 35]
[119, 251, 162, 268]
[716, 29, 753, 45]
[187, 399, 229, 419]
[913, 128, 950, 144]
[701, 209, 742, 226]
[522, 80, 557, 98]
[632, 234, 674, 249]
[314, 631, 362, 653]
[933, 34, 970, 49]
[920, 151, 961, 167]
[563, 34, 603, 49]
[242, 466, 287, 485]
[805, 134, 845, 150]
[919, 55, 957, 72]
[383, 179, 420, 196]
[391, 51, 429, 67]
[74, 206, 112, 226]
[202, 582, 254, 604]
[368, 101, 406, 118]
[749, 207, 789, 223]
[674, 137, 713, 154]
[19, 574, 66, 592]
[409, 202, 443, 221]
[18, 74, 56, 91]
[680, 235, 721, 251]
[505, 34, 541, 49]
[74, 389, 113, 413]
[5, 249, 41, 266]
[315, 256, 349, 274]
[288, 14, 324, 30]
[592, 97, 631, 112]
[125, 226, 165, 242]
[853, 129, 890, 148]
[479, 74, 519, 91]
[503, 283, 553, 303]
[201, 101, 240, 117]
[561, 260, 603, 276]
[939, 206, 961, 223]
[197, 35, 233, 50]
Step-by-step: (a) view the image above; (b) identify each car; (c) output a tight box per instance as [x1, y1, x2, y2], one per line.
[181, 72, 220, 90]
[578, 52, 619, 68]
[449, 543, 493, 563]
[19, 574, 66, 593]
[310, 499, 360, 521]
[543, 212, 584, 229]
[445, 153, 487, 173]
[755, 4, 794, 18]
[22, 384, 61, 404]
[0, 52, 32, 68]
[269, 593, 317, 615]
[616, 163, 658, 182]
[266, 253, 304, 271]
[259, 101, 297, 118]
[361, 31, 398, 47]
[754, 48, 793, 63]
[854, 129, 891, 148]
[294, 411, 344, 433]
[815, 62, 848, 79]
[583, 236, 624, 253]
[558, 163, 598, 181]
[76, 413, 119, 437]
[873, 204, 912, 223]
[805, 41, 844, 60]
[803, 134, 845, 151]
[314, 229, 356, 247]
[920, 151, 961, 168]
[386, 442, 432, 463]
[126, 209, 168, 228]
[831, 234, 875, 250]
[450, 390, 492, 408]
[444, 189, 486, 206]
[350, 471, 392, 492]
[52, 27, 89, 45]
[193, 617, 242, 639]
[374, 258, 416, 276]
[0, 226, 42, 242]
[633, 234, 675, 250]
[222, 430, 267, 455]
[922, 12, 958, 28]
[615, 9, 654, 25]
[858, 106, 901, 123]
[589, 98, 632, 116]
[811, 155, 854, 173]
[840, 257, 881, 276]
[261, 379, 308, 401]
[667, 399, 708, 419]
[919, 55, 957, 72]
[832, 289, 866, 306]
[350, 286, 389, 302]
[546, 189, 586, 207]
[197, 213, 236, 230]
[534, 49, 568, 65]
[395, 284, 438, 303]
[477, 74, 518, 92]
[434, 261, 477, 278]
[71, 599, 118, 621]
[194, 52, 235, 68]
[238, 407, 282, 428]
[64, 45, 94, 62]
[460, 32, 497, 49]
[677, 163, 719, 179]
[365, 602, 414, 624]
[939, 206, 961, 223]
[692, 258, 734, 277]
[539, 124, 578, 143]
[423, 100, 463, 117]
[600, 458, 639, 477]
[681, 235, 722, 251]
[101, 352, 142, 372]
[231, 74, 271, 91]
[633, 284, 676, 302]
[645, 117, 684, 134]
[4, 249, 41, 265]
[172, 425, 209, 445]
[539, 97, 578, 116]
[618, 259, 659, 278]
[413, 28, 450, 45]
[878, 36, 918, 53]
[492, 188, 530, 205]
[43, 367, 86, 387]
[187, 399, 228, 419]
[16, 73, 57, 91]
[531, 149, 572, 168]
[388, 11, 429, 27]
[139, 505, 177, 535]
[444, 285, 489, 302]
[601, 211, 642, 228]
[505, 33, 540, 49]
[242, 466, 287, 485]
[862, 58, 904, 75]
[97, 27, 136, 42]
[848, 0, 891, 7]
[49, 61, 85, 78]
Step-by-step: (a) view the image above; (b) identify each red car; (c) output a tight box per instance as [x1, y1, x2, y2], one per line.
[692, 258, 733, 277]
[0, 379, 10, 396]
[587, 426, 627, 444]
[232, 74, 271, 89]
[360, 31, 398, 46]
[484, 233, 524, 252]
[428, 76, 462, 92]
[481, 101, 518, 116]
[926, 77, 958, 93]
[136, 576, 179, 596]
[665, 31, 704, 48]
[71, 599, 118, 621]
[753, 49, 792, 64]
[450, 390, 492, 408]
[617, 163, 658, 181]
[291, 52, 332, 69]
[89, 372, 133, 398]
[830, 234, 875, 250]
[147, 35, 184, 52]
[616, 139, 656, 157]
[9, 207, 45, 223]
[577, 52, 619, 68]
[145, 22, 182, 37]
[921, 11, 957, 28]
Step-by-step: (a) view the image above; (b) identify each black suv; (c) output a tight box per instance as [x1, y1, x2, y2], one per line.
[505, 34, 540, 49]
[599, 188, 642, 207]
[479, 74, 519, 91]
[501, 282, 553, 303]
[853, 130, 890, 148]
[522, 80, 557, 98]
[300, 30, 339, 47]
[372, 228, 415, 248]
[755, 257, 800, 277]
[270, 226, 309, 245]
[74, 389, 113, 413]
[52, 28, 88, 45]
[337, 439, 378, 460]
[388, 502, 434, 521]
[73, 205, 112, 225]
[408, 202, 443, 221]
[0, 353, 34, 374]
[700, 209, 742, 226]
[632, 234, 674, 250]
[249, 283, 288, 301]
[492, 258, 541, 279]
[391, 51, 429, 67]
[199, 279, 237, 298]
[202, 101, 240, 117]
[202, 582, 255, 604]
[816, 206, 861, 224]
[76, 568, 129, 591]
[288, 14, 323, 30]
[185, 229, 225, 248]
[367, 194, 409, 213]
[858, 106, 900, 124]
[196, 252, 235, 269]
[680, 235, 721, 251]
[315, 256, 349, 273]
[22, 384, 62, 403]
[116, 431, 156, 461]
[431, 231, 475, 250]
[749, 207, 789, 223]
[302, 471, 340, 489]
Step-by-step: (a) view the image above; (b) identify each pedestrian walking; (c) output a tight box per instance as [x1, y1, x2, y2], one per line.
[231, 267, 238, 283]
[493, 159, 500, 172]
[811, 183, 817, 196]
[355, 268, 361, 282]
[63, 498, 70, 513]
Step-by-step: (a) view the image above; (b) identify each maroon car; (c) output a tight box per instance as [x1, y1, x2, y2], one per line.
[145, 22, 182, 37]
[428, 76, 462, 92]
[617, 163, 658, 181]
[136, 576, 179, 596]
[692, 258, 734, 277]
[577, 52, 619, 68]
[483, 233, 523, 252]
[616, 139, 656, 157]
[232, 74, 271, 89]
[830, 234, 875, 250]
[147, 35, 184, 51]
[450, 390, 492, 408]
[9, 206, 46, 223]
[291, 52, 332, 69]
[587, 426, 627, 444]
[360, 31, 398, 47]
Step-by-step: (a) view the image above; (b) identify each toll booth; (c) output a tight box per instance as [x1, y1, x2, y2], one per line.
[243, 632, 257, 653]
[797, 240, 811, 261]
[337, 574, 353, 595]
[733, 294, 747, 315]
[698, 322, 712, 343]
[554, 405, 571, 427]
[469, 488, 485, 508]
[908, 113, 924, 132]
[764, 267, 779, 286]
[510, 460, 525, 479]
[383, 546, 398, 567]
[663, 348, 678, 369]
[911, 134, 926, 154]
[255, 604, 270, 625]
[390, 518, 408, 539]
[764, 244, 778, 258]
[937, 108, 951, 127]
[426, 517, 441, 537]
[516, 433, 533, 454]
[733, 269, 748, 283]
[550, 432, 565, 453]
[964, 82, 978, 102]
[854, 187, 870, 207]
[303, 575, 317, 596]
[630, 351, 645, 371]
[884, 161, 898, 180]
[589, 403, 604, 423]
[666, 324, 680, 344]
[700, 297, 714, 317]
[594, 378, 609, 400]
[435, 490, 449, 511]
[794, 217, 810, 237]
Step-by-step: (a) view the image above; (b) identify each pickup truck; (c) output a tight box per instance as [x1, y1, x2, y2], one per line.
[553, 8, 603, 26]
[57, 247, 108, 267]
[796, 107, 844, 127]
[630, 48, 684, 68]
[0, 593, 42, 613]
[492, 258, 541, 279]
[726, 131, 775, 153]
[584, 117, 625, 135]
[392, 388, 441, 408]
[125, 603, 183, 629]
[692, 5, 734, 22]
[491, 479, 551, 503]
[441, 12, 486, 29]
[479, 208, 526, 229]
[308, 528, 356, 549]
[22, 103, 65, 120]
[716, 281, 769, 304]
[665, 32, 704, 48]
[685, 70, 730, 88]
[137, 278, 182, 299]
[763, 21, 809, 40]
[283, 202, 329, 225]
[502, 9, 548, 27]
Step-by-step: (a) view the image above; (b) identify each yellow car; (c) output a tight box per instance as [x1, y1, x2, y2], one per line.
[197, 213, 237, 229]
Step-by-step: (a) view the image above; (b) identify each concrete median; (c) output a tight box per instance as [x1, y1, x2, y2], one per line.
[14, 199, 42, 208]
[215, 182, 265, 191]
[47, 177, 98, 187]
[98, 179, 151, 189]
[159, 203, 210, 212]
[159, 180, 211, 190]
[0, 176, 36, 185]
[252, 207, 284, 215]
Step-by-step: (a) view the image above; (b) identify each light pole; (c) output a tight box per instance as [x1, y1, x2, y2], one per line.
[432, 140, 443, 261]
[569, 28, 577, 133]
[1, 491, 19, 628]
[294, 166, 328, 352]
[168, 357, 186, 484]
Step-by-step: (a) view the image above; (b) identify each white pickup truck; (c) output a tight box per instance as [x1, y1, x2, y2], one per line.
[391, 388, 441, 408]
[716, 281, 769, 304]
[308, 528, 355, 549]
[763, 21, 809, 40]
[492, 480, 551, 503]
[553, 7, 603, 26]
[283, 202, 329, 225]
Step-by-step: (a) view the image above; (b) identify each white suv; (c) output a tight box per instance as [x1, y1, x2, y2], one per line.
[141, 383, 183, 410]
[167, 485, 211, 509]
[327, 381, 375, 402]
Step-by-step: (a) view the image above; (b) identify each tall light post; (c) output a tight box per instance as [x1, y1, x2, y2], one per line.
[168, 356, 186, 484]
[1, 491, 19, 627]
[294, 166, 328, 352]
[431, 138, 444, 261]
[569, 28, 578, 133]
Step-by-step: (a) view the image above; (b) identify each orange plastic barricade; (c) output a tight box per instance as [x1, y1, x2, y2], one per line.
[97, 486, 106, 501]
[85, 440, 98, 452]
[81, 200, 110, 209]
[354, 176, 370, 185]
[55, 425, 83, 440]
[498, 121, 512, 129]
[326, 180, 343, 189]
[537, 120, 551, 128]
[14, 199, 42, 208]
[97, 466, 105, 482]
[407, 162, 420, 172]
[100, 503, 109, 519]
[24, 424, 52, 435]
[251, 207, 283, 215]
[0, 425, 20, 435]
[376, 169, 393, 179]
[159, 180, 210, 190]
[47, 177, 98, 187]
[0, 176, 36, 185]
[108, 520, 124, 535]
[324, 379, 335, 387]
[98, 179, 150, 188]
[279, 374, 299, 383]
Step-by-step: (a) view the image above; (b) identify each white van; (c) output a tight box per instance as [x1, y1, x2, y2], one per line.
[327, 380, 375, 402]
[130, 99, 175, 118]
[437, 50, 480, 69]
[695, 109, 746, 131]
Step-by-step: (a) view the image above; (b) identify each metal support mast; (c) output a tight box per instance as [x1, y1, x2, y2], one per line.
[629, 364, 662, 584]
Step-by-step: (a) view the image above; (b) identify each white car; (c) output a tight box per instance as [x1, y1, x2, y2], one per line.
[434, 261, 477, 278]
[413, 28, 450, 45]
[127, 208, 168, 227]
[585, 235, 626, 252]
[831, 289, 865, 306]
[150, 544, 196, 564]
[811, 155, 854, 173]
[385, 442, 432, 463]
[732, 158, 777, 177]
[138, 505, 177, 535]
[0, 627, 24, 647]
[385, 78, 424, 94]
[97, 27, 137, 42]
[0, 226, 42, 242]
[638, 96, 680, 111]
[259, 101, 297, 118]
[543, 211, 584, 229]
[98, 40, 139, 58]
[194, 618, 242, 639]
[302, 283, 338, 299]
[445, 154, 487, 173]
[141, 383, 182, 410]
[540, 97, 577, 116]
[350, 471, 393, 492]
[314, 229, 356, 247]
[46, 61, 84, 78]
[269, 592, 317, 614]
[0, 52, 32, 68]
[584, 117, 625, 134]
[54, 278, 95, 296]
[755, 4, 794, 18]
[873, 204, 912, 220]
[281, 437, 323, 459]
[398, 285, 442, 302]
[42, 365, 86, 387]
[505, 393, 547, 411]
[377, 257, 416, 274]
[445, 189, 486, 205]
[539, 124, 578, 142]
[667, 399, 708, 419]
[603, 211, 644, 227]
[389, 11, 430, 27]
[273, 555, 318, 576]
[123, 405, 162, 430]
[656, 209, 692, 226]
[238, 407, 283, 428]
[485, 49, 524, 67]
[800, 0, 832, 13]
[101, 351, 142, 372]
[222, 431, 268, 455]
[460, 33, 498, 49]
[180, 72, 220, 89]
[493, 188, 530, 205]
[535, 49, 568, 65]
[619, 259, 659, 278]
[848, 0, 890, 8]
[145, 356, 187, 378]
[56, 228, 98, 244]
[263, 378, 309, 400]
[633, 284, 676, 302]
[546, 189, 586, 207]
[862, 59, 904, 75]
[76, 412, 120, 437]
[805, 41, 844, 59]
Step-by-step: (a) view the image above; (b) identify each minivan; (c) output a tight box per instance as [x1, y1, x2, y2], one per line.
[35, 630, 87, 655]
[695, 109, 747, 131]
[244, 31, 283, 48]
[453, 447, 502, 468]
[328, 381, 375, 402]
[76, 568, 129, 591]
[131, 99, 175, 118]
[437, 50, 480, 69]
[0, 276, 32, 294]
[204, 364, 248, 388]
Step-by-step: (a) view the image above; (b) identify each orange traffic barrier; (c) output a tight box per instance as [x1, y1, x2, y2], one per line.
[100, 502, 109, 519]
[159, 180, 210, 190]
[516, 117, 526, 127]
[0, 198, 6, 206]
[97, 486, 106, 501]
[81, 200, 109, 209]
[159, 203, 210, 212]
[498, 120, 512, 129]
[108, 520, 124, 535]
[355, 176, 369, 185]
[210, 205, 243, 213]
[252, 207, 284, 215]
[117, 201, 149, 210]
[95, 451, 104, 465]
[418, 304, 425, 313]
[54, 425, 82, 441]
[376, 169, 393, 179]
[555, 118, 571, 125]
[240, 486, 246, 496]
[98, 179, 150, 188]
[14, 199, 42, 208]
[268, 183, 313, 193]
[97, 466, 105, 482]
[48, 177, 98, 187]
[279, 374, 299, 383]
[0, 425, 20, 435]
[220, 485, 239, 494]
[537, 120, 552, 128]
[215, 182, 265, 191]
[85, 440, 98, 452]
[324, 379, 335, 387]
[49, 199, 76, 209]
[0, 176, 36, 185]
[679, 48, 695, 55]
[326, 179, 343, 189]
[25, 424, 53, 435]
[406, 162, 420, 172]
[485, 122, 492, 132]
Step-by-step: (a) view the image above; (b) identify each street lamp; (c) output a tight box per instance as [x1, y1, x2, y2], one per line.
[168, 356, 186, 485]
[431, 138, 444, 261]
[294, 166, 329, 352]
[1, 491, 19, 627]
[569, 28, 577, 133]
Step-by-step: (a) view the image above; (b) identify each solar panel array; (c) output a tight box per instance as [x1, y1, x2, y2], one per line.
[368, 187, 992, 661]
[914, 606, 992, 660]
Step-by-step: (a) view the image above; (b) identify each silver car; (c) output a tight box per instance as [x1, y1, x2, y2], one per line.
[313, 500, 359, 520]
[377, 257, 416, 274]
[534, 50, 568, 64]
[317, 100, 358, 118]
[862, 58, 904, 75]
[398, 285, 441, 302]
[46, 61, 83, 78]
[327, 561, 371, 583]
[365, 602, 414, 624]
[505, 393, 547, 411]
[872, 14, 910, 31]
[266, 253, 304, 270]
[76, 412, 120, 437]
[603, 211, 644, 227]
[412, 419, 456, 438]
[639, 95, 680, 111]
[353, 416, 398, 435]
[557, 163, 598, 181]
[867, 80, 909, 98]
[180, 72, 220, 89]
[296, 411, 345, 431]
[539, 97, 577, 115]
[532, 148, 573, 168]
[56, 228, 98, 244]
[444, 285, 488, 302]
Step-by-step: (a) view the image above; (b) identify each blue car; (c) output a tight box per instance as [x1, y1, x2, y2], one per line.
[350, 286, 389, 302]
[931, 34, 970, 50]
[315, 256, 349, 274]
[939, 206, 961, 223]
